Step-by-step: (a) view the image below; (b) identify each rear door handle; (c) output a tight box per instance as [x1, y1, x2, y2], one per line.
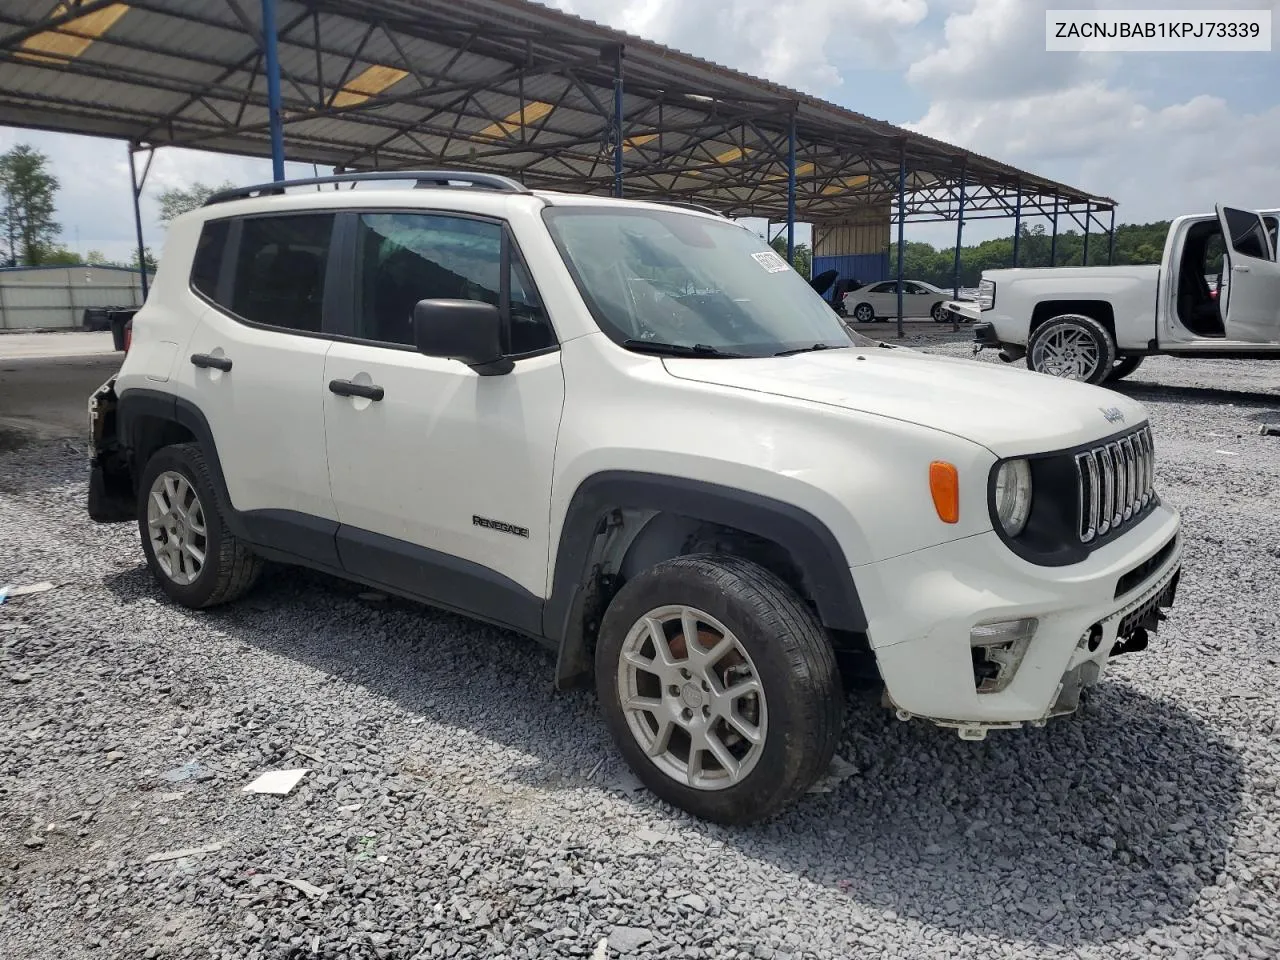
[190, 353, 232, 371]
[328, 379, 384, 401]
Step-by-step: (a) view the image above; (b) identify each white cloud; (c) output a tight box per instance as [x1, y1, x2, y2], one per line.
[908, 0, 1115, 100]
[549, 0, 927, 92]
[905, 0, 1280, 226]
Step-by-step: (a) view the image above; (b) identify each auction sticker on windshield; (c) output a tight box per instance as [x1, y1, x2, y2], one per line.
[751, 250, 791, 273]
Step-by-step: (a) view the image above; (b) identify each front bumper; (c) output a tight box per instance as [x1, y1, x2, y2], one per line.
[855, 504, 1182, 736]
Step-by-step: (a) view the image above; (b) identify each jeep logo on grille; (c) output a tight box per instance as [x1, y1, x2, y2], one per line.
[1100, 406, 1125, 424]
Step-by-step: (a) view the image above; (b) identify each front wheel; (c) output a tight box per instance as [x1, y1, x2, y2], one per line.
[1026, 314, 1117, 385]
[595, 555, 843, 825]
[137, 443, 262, 609]
[851, 302, 875, 324]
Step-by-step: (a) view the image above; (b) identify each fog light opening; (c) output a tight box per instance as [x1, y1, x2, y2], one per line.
[1085, 623, 1103, 653]
[970, 618, 1037, 695]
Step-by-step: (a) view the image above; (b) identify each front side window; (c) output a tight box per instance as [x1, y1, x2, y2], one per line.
[229, 214, 334, 332]
[352, 212, 555, 353]
[1223, 207, 1273, 261]
[542, 207, 850, 357]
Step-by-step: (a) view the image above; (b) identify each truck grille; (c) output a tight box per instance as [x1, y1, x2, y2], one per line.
[1074, 426, 1155, 544]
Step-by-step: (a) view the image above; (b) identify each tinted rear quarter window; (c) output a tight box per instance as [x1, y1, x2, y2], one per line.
[191, 219, 231, 300]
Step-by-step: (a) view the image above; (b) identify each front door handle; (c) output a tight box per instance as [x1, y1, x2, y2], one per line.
[190, 353, 232, 372]
[328, 379, 384, 401]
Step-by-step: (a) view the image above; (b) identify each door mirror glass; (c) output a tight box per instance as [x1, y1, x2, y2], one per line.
[412, 299, 512, 375]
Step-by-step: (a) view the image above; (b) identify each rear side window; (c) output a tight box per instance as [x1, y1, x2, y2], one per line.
[228, 214, 335, 332]
[191, 219, 230, 300]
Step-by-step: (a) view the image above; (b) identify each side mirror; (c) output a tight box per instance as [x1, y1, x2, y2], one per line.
[411, 299, 512, 376]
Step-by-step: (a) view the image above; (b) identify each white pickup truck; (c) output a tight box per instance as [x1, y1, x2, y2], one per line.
[950, 205, 1280, 384]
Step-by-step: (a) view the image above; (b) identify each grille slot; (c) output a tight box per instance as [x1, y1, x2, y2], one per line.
[1074, 426, 1155, 544]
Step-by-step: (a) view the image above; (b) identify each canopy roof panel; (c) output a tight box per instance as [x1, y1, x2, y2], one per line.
[0, 0, 1116, 224]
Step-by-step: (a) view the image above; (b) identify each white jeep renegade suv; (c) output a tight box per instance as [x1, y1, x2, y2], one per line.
[88, 171, 1182, 824]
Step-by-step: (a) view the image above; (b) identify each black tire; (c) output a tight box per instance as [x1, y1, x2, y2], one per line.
[595, 554, 843, 825]
[851, 302, 875, 324]
[1108, 355, 1144, 382]
[1026, 313, 1117, 385]
[931, 301, 947, 323]
[137, 443, 262, 609]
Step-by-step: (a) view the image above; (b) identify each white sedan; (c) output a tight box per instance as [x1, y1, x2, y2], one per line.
[843, 280, 972, 323]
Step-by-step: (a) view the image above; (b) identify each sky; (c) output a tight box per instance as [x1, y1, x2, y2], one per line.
[1, 0, 1278, 262]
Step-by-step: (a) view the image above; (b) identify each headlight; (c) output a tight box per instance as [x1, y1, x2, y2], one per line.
[978, 278, 995, 311]
[994, 459, 1033, 536]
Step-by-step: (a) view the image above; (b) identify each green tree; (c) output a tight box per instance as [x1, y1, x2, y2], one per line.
[769, 235, 813, 279]
[886, 219, 1177, 287]
[85, 248, 107, 265]
[0, 144, 61, 266]
[130, 246, 158, 274]
[157, 181, 235, 223]
[42, 247, 84, 265]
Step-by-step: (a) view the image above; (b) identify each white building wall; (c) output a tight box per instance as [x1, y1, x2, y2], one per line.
[0, 267, 151, 330]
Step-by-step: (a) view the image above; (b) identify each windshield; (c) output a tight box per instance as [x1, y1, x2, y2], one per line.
[542, 206, 854, 357]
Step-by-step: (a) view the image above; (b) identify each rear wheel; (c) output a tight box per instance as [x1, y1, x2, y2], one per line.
[595, 555, 843, 824]
[1026, 314, 1116, 385]
[931, 301, 948, 323]
[1108, 355, 1145, 382]
[137, 443, 262, 609]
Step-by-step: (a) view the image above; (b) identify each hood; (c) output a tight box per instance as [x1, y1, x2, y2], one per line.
[662, 346, 1148, 458]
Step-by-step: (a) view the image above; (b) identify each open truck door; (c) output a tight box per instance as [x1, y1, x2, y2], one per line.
[1216, 204, 1280, 343]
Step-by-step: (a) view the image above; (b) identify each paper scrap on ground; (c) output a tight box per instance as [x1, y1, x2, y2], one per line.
[591, 937, 609, 960]
[243, 769, 309, 795]
[146, 841, 223, 863]
[0, 582, 55, 605]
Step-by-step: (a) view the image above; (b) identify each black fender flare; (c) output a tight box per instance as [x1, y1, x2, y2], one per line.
[545, 471, 866, 688]
[116, 387, 247, 534]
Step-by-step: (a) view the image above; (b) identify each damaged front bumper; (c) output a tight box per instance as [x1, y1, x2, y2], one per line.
[856, 504, 1183, 739]
[88, 376, 133, 524]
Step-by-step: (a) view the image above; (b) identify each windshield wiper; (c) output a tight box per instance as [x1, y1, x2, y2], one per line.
[621, 339, 747, 358]
[772, 343, 851, 357]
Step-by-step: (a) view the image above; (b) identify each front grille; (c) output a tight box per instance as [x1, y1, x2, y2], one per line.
[1074, 425, 1155, 543]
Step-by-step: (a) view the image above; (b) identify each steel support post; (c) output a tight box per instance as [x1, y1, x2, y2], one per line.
[786, 111, 797, 264]
[952, 166, 966, 299]
[261, 0, 286, 180]
[128, 143, 153, 299]
[1050, 194, 1059, 266]
[1011, 183, 1022, 267]
[612, 46, 625, 198]
[895, 142, 906, 339]
[1082, 201, 1092, 266]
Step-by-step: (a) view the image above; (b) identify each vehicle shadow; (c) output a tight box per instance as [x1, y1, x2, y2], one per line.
[1112, 380, 1280, 408]
[101, 562, 1243, 949]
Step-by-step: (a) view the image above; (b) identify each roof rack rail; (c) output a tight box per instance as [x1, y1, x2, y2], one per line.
[204, 170, 531, 206]
[637, 199, 730, 219]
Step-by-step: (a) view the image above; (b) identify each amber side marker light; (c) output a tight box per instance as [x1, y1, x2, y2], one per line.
[929, 461, 960, 524]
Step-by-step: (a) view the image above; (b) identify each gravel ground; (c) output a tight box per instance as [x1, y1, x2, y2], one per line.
[3, 343, 1280, 959]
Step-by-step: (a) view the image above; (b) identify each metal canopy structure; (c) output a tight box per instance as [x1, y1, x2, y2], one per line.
[0, 0, 1116, 229]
